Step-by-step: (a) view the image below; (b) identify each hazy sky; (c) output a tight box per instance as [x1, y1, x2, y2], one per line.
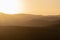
[19, 0, 60, 15]
[0, 0, 59, 15]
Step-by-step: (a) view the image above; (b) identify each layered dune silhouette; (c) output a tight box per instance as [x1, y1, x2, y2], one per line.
[0, 13, 60, 27]
[0, 13, 60, 40]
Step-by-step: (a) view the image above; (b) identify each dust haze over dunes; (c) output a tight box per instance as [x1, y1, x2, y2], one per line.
[0, 0, 60, 40]
[0, 12, 60, 26]
[0, 13, 60, 40]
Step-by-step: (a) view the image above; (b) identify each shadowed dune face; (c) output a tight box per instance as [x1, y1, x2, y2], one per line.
[0, 26, 60, 40]
[0, 13, 60, 40]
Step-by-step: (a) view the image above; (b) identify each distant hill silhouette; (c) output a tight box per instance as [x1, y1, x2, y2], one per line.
[0, 13, 60, 27]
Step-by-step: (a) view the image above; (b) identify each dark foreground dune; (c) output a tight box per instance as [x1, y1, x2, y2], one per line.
[0, 26, 60, 40]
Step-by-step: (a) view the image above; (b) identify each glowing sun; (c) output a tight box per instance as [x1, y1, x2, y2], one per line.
[0, 0, 21, 14]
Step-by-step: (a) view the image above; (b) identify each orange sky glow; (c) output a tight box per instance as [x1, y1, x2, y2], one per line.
[0, 0, 60, 15]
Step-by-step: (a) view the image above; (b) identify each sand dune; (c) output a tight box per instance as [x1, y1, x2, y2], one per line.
[0, 13, 60, 26]
[0, 13, 60, 40]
